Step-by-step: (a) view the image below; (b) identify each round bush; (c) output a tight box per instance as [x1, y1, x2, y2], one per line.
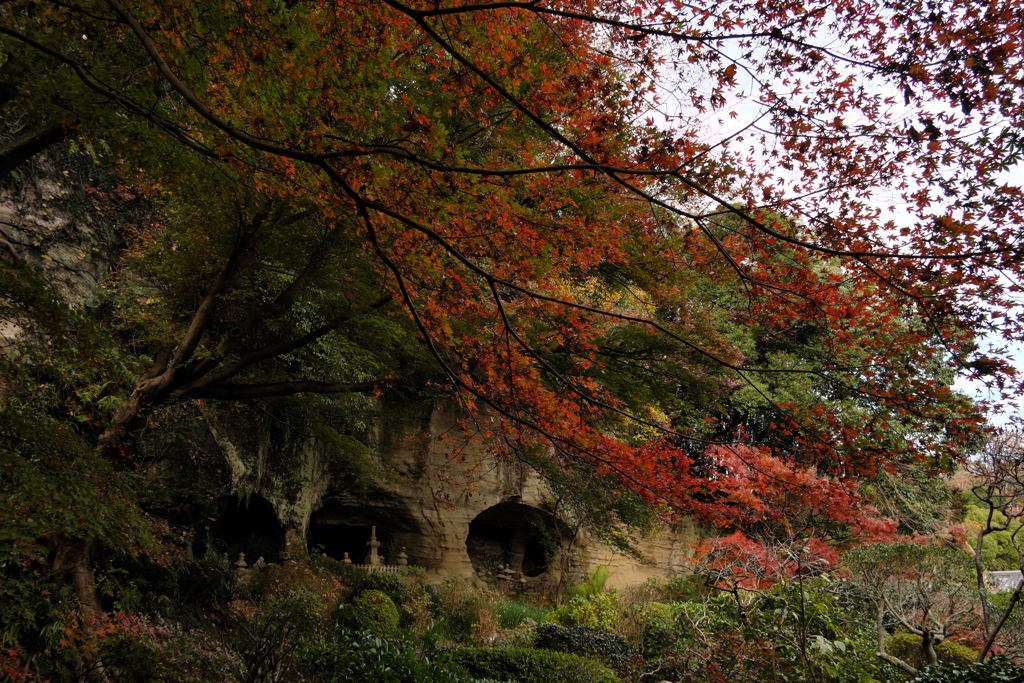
[936, 640, 980, 665]
[547, 594, 616, 630]
[887, 633, 977, 670]
[345, 568, 413, 605]
[342, 589, 400, 636]
[449, 646, 620, 683]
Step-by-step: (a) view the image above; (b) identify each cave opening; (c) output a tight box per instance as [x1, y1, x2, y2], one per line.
[212, 493, 286, 563]
[466, 503, 562, 578]
[306, 523, 396, 564]
[306, 502, 419, 566]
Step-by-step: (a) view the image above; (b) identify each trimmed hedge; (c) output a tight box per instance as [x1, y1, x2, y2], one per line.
[910, 656, 1024, 683]
[533, 623, 642, 674]
[303, 632, 470, 683]
[448, 647, 621, 683]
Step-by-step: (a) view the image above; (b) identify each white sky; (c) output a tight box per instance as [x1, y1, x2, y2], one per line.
[650, 33, 1024, 427]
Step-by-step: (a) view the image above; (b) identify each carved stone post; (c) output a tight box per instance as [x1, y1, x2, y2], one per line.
[366, 526, 381, 567]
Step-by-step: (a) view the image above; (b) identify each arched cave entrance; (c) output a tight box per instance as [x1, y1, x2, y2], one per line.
[466, 503, 563, 578]
[306, 502, 421, 566]
[212, 493, 286, 563]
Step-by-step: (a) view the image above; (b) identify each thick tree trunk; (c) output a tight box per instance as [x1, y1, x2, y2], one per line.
[0, 123, 67, 181]
[922, 632, 938, 667]
[53, 538, 101, 616]
[96, 379, 166, 447]
[875, 602, 919, 676]
[53, 539, 113, 681]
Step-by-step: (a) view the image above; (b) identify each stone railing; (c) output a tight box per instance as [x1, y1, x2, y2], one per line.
[349, 563, 403, 573]
[338, 535, 411, 573]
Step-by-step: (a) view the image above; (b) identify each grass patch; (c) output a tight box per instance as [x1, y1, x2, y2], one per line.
[497, 600, 549, 629]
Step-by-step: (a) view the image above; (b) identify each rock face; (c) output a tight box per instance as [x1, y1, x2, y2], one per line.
[0, 150, 126, 306]
[2, 149, 700, 590]
[224, 400, 700, 590]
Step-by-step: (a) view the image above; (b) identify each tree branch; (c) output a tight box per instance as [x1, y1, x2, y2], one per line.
[187, 379, 384, 400]
[0, 26, 217, 158]
[177, 294, 391, 396]
[167, 208, 270, 375]
[877, 651, 919, 676]
[379, 0, 1008, 263]
[981, 579, 1024, 661]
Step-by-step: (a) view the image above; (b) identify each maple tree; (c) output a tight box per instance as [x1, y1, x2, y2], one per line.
[1, 0, 1023, 547]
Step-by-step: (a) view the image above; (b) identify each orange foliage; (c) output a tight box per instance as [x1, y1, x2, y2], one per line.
[8, 0, 1024, 530]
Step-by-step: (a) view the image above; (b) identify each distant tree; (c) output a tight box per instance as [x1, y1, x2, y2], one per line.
[845, 543, 977, 675]
[966, 430, 1024, 660]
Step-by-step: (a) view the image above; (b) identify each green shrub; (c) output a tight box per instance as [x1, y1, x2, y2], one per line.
[887, 633, 977, 669]
[657, 575, 710, 603]
[659, 580, 881, 683]
[546, 593, 617, 630]
[639, 602, 675, 656]
[534, 623, 642, 675]
[909, 655, 1024, 683]
[304, 631, 471, 683]
[575, 566, 610, 599]
[342, 589, 400, 636]
[937, 641, 980, 665]
[448, 647, 620, 683]
[344, 567, 432, 630]
[429, 577, 489, 643]
[965, 506, 1022, 571]
[343, 567, 420, 605]
[536, 567, 616, 632]
[233, 571, 347, 681]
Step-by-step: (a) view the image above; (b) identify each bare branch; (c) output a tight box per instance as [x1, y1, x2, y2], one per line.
[876, 650, 919, 676]
[168, 208, 270, 374]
